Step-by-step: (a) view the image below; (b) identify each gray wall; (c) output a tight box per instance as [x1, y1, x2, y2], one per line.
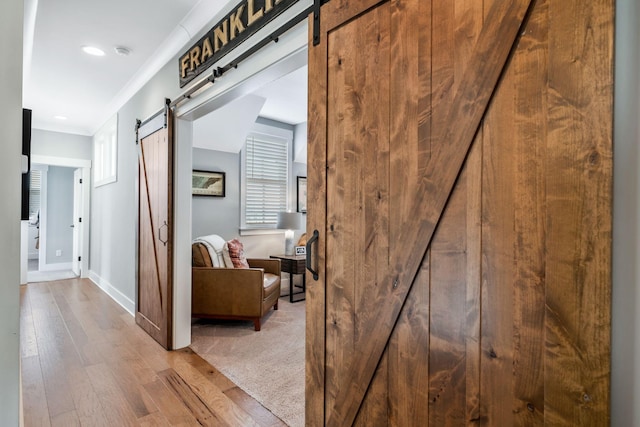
[89, 49, 185, 303]
[192, 149, 240, 239]
[0, 0, 22, 424]
[191, 150, 307, 243]
[46, 166, 74, 264]
[612, 0, 640, 425]
[87, 0, 309, 327]
[31, 128, 92, 160]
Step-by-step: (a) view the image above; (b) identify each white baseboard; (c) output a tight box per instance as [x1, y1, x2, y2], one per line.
[39, 262, 72, 271]
[88, 270, 135, 316]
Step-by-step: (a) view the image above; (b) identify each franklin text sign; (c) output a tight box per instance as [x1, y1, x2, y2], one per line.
[178, 0, 299, 87]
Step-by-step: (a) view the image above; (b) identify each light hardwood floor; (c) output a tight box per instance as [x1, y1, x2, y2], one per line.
[20, 278, 287, 427]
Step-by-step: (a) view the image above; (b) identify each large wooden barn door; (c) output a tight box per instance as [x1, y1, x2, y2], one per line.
[306, 0, 613, 425]
[136, 101, 174, 350]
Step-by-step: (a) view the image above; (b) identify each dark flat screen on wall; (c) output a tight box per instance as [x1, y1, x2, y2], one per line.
[21, 109, 32, 221]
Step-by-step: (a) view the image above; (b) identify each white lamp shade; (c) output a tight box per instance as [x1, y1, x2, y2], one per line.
[277, 211, 302, 230]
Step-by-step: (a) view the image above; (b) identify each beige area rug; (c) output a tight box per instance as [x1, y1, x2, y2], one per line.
[190, 297, 305, 427]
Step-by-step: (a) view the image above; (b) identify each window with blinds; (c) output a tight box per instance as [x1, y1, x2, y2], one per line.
[243, 133, 289, 228]
[29, 169, 41, 218]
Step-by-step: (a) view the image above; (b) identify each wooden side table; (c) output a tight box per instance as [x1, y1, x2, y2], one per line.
[269, 254, 306, 303]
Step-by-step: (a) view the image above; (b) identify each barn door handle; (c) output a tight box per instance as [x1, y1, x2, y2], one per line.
[158, 221, 168, 246]
[306, 230, 319, 281]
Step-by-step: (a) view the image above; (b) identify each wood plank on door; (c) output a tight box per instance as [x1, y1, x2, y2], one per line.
[136, 106, 173, 350]
[317, 2, 534, 424]
[544, 0, 613, 423]
[385, 0, 432, 424]
[306, 0, 612, 424]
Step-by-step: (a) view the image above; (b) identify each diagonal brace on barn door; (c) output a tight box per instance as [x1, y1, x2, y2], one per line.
[324, 0, 536, 425]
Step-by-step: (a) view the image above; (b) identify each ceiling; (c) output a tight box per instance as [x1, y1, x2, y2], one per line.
[23, 0, 308, 137]
[251, 65, 307, 125]
[192, 65, 308, 153]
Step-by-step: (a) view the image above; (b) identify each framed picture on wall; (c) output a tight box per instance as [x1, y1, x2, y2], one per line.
[297, 176, 307, 213]
[192, 170, 225, 197]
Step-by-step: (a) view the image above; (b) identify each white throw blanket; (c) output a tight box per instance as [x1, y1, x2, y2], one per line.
[193, 234, 229, 267]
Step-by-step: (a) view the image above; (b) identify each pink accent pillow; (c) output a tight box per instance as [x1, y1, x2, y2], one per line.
[226, 238, 250, 268]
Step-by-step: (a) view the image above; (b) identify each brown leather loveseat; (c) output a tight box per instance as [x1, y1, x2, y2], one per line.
[191, 235, 281, 331]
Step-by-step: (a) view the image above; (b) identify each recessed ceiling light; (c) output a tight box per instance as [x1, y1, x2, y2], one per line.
[82, 46, 105, 56]
[54, 115, 67, 120]
[114, 46, 131, 56]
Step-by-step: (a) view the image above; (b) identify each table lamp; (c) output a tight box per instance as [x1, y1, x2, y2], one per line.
[277, 211, 302, 255]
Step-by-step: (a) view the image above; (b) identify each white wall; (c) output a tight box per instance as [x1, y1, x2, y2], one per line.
[0, 0, 23, 425]
[31, 128, 92, 160]
[293, 121, 307, 163]
[88, 63, 177, 311]
[612, 0, 640, 425]
[88, 33, 205, 312]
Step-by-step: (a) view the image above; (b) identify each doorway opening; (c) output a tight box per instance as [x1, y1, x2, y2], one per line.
[23, 155, 90, 283]
[171, 28, 308, 426]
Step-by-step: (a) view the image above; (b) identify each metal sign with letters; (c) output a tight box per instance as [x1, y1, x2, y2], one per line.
[178, 0, 300, 87]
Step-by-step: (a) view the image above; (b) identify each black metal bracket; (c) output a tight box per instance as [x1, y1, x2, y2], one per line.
[313, 0, 324, 46]
[135, 119, 142, 145]
[315, 0, 331, 46]
[163, 98, 171, 128]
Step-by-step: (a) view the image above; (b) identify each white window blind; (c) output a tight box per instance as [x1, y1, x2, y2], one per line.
[244, 133, 289, 228]
[29, 170, 41, 217]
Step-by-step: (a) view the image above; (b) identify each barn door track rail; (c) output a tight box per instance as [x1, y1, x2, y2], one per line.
[171, 1, 332, 109]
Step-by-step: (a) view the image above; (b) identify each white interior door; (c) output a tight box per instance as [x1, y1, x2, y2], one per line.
[71, 168, 82, 276]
